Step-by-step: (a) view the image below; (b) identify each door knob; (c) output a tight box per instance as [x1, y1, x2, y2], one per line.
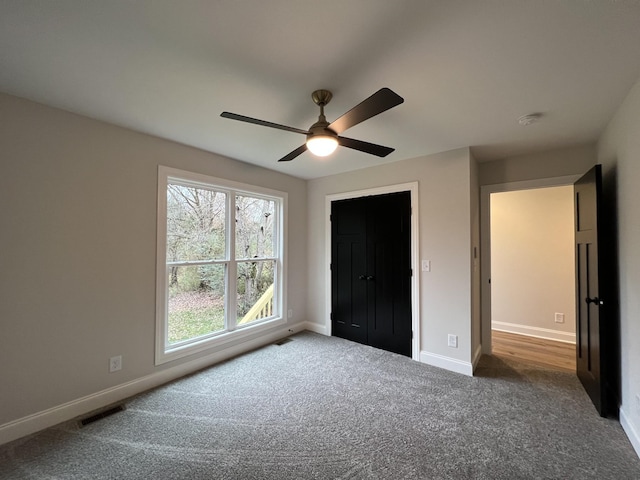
[366, 275, 375, 281]
[585, 297, 603, 305]
[359, 275, 366, 280]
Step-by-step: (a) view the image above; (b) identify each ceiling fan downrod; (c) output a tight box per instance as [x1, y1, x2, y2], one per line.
[308, 89, 337, 140]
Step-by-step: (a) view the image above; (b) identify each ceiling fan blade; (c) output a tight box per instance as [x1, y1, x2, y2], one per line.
[338, 136, 395, 157]
[278, 144, 308, 162]
[328, 88, 404, 134]
[221, 112, 309, 135]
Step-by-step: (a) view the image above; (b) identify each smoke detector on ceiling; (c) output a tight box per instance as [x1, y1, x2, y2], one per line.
[517, 113, 542, 126]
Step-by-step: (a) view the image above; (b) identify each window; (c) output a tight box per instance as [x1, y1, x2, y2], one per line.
[156, 166, 286, 364]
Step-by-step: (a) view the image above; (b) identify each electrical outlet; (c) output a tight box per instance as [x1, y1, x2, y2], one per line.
[448, 334, 458, 348]
[421, 260, 431, 272]
[554, 313, 565, 324]
[109, 355, 122, 373]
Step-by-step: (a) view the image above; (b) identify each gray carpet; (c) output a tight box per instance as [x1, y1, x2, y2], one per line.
[1, 332, 638, 479]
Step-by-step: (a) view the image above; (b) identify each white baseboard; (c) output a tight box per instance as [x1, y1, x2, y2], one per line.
[0, 321, 307, 447]
[302, 321, 328, 335]
[620, 406, 640, 459]
[419, 350, 473, 376]
[492, 321, 576, 344]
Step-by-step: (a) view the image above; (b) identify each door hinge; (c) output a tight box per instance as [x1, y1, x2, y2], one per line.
[411, 331, 414, 339]
[410, 268, 413, 277]
[330, 312, 334, 320]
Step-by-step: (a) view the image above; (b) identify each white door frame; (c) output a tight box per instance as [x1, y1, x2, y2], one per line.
[324, 182, 420, 361]
[480, 175, 582, 354]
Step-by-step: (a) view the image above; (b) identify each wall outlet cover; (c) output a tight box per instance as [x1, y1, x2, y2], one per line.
[554, 313, 565, 323]
[448, 334, 458, 348]
[109, 355, 122, 373]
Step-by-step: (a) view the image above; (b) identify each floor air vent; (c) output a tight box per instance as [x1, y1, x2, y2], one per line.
[79, 404, 125, 427]
[274, 337, 293, 346]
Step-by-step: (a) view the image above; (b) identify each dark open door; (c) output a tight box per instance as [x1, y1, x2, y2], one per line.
[574, 165, 617, 417]
[331, 192, 412, 357]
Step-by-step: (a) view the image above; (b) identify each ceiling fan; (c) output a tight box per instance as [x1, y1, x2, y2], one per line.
[221, 88, 404, 162]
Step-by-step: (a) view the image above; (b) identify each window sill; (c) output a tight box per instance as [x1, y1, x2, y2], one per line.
[155, 316, 286, 365]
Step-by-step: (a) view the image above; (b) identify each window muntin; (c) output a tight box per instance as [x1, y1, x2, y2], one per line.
[156, 167, 286, 364]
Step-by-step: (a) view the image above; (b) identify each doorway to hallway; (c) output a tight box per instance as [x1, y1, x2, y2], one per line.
[480, 176, 582, 365]
[489, 185, 576, 367]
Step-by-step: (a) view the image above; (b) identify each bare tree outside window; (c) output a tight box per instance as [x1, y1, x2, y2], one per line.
[236, 195, 275, 323]
[166, 185, 226, 344]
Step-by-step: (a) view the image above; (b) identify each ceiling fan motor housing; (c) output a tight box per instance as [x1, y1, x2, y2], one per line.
[307, 121, 337, 140]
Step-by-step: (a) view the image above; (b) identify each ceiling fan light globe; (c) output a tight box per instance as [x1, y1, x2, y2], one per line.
[306, 135, 338, 157]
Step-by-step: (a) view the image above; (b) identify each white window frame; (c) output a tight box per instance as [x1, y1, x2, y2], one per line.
[155, 166, 287, 365]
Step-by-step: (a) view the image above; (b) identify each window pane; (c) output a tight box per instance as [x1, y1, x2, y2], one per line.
[167, 184, 226, 262]
[235, 195, 275, 259]
[237, 260, 275, 325]
[168, 264, 225, 344]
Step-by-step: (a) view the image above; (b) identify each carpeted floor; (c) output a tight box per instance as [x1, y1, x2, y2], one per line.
[1, 332, 638, 479]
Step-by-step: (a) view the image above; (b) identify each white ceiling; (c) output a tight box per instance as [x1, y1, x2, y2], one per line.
[2, 1, 640, 180]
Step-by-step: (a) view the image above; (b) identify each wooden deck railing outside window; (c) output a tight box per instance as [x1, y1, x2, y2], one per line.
[238, 284, 274, 325]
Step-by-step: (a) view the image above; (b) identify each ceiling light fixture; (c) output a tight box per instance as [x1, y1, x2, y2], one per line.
[306, 134, 338, 156]
[517, 113, 542, 126]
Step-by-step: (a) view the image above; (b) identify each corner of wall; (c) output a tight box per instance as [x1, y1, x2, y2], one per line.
[419, 350, 474, 377]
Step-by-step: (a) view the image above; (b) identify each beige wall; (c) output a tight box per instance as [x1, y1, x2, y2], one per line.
[479, 144, 596, 186]
[490, 187, 576, 341]
[307, 148, 475, 369]
[0, 93, 308, 430]
[597, 77, 640, 455]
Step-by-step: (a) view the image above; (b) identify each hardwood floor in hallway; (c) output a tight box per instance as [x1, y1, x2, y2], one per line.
[492, 330, 576, 372]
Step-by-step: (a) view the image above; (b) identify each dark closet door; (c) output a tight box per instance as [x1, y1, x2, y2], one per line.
[331, 192, 412, 357]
